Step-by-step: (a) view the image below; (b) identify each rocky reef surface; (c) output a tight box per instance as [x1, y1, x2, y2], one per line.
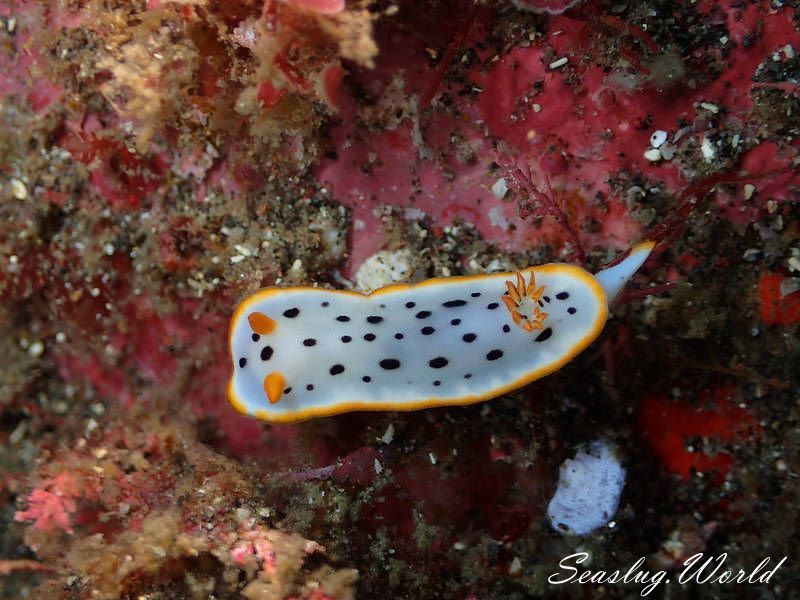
[1, 0, 799, 597]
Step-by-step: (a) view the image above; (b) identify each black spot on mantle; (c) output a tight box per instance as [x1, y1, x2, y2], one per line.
[429, 356, 449, 369]
[443, 299, 467, 307]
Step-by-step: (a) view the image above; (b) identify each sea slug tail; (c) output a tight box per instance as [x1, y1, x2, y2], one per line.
[594, 241, 656, 304]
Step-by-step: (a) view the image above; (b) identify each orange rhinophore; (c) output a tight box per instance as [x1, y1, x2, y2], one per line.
[263, 372, 286, 404]
[248, 312, 276, 335]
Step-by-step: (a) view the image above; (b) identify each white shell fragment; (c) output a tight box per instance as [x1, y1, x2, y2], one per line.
[700, 135, 716, 161]
[228, 243, 654, 423]
[548, 440, 626, 536]
[649, 130, 668, 148]
[491, 177, 509, 199]
[643, 148, 662, 162]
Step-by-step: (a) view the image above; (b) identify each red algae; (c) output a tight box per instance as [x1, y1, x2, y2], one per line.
[759, 273, 800, 326]
[2, 0, 800, 598]
[638, 386, 762, 484]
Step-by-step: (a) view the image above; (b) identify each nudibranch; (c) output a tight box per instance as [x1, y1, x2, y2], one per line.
[228, 242, 655, 423]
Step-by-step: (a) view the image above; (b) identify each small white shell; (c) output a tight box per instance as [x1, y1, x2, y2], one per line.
[643, 148, 662, 162]
[649, 130, 668, 148]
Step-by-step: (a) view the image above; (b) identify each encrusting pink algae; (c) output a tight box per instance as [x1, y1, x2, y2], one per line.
[2, 0, 800, 597]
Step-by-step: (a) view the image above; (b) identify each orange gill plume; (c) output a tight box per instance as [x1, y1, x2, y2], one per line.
[502, 272, 548, 332]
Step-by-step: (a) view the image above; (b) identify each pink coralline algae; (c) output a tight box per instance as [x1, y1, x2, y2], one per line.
[10, 414, 357, 598]
[231, 526, 326, 577]
[317, 1, 800, 276]
[14, 473, 86, 534]
[287, 0, 346, 15]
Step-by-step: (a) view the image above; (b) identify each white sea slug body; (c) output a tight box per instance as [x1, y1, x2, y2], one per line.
[228, 242, 655, 423]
